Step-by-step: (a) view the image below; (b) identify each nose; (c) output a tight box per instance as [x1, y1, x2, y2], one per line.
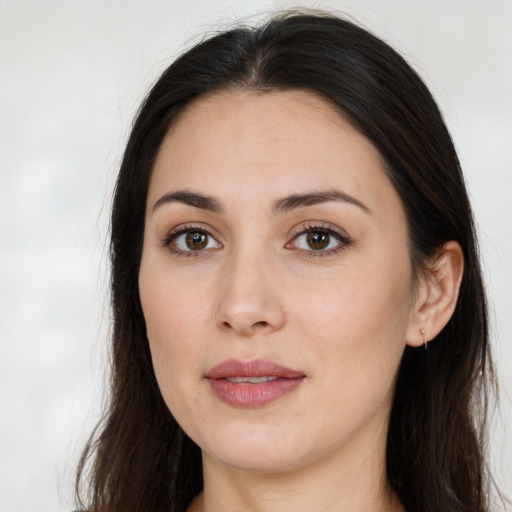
[215, 250, 286, 337]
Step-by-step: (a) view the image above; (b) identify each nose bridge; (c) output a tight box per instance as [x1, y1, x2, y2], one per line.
[215, 238, 285, 335]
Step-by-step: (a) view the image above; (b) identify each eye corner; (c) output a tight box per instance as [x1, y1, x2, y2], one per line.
[286, 222, 351, 257]
[162, 223, 223, 256]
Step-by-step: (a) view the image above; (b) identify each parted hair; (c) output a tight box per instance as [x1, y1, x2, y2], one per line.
[76, 10, 497, 512]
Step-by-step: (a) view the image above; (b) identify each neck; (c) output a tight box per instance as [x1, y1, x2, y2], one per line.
[191, 419, 403, 512]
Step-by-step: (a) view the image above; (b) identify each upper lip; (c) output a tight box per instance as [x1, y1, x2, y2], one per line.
[206, 359, 305, 380]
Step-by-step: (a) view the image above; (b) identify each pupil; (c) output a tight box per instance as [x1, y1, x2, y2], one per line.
[186, 232, 207, 250]
[307, 232, 329, 250]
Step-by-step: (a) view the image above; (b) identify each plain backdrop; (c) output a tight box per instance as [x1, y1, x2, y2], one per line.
[0, 1, 510, 510]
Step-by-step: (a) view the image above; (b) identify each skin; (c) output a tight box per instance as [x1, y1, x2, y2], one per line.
[139, 90, 463, 512]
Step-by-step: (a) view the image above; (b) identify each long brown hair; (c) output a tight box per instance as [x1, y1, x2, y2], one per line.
[76, 10, 497, 512]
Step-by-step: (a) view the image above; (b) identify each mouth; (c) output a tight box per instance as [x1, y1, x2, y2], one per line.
[205, 359, 305, 408]
[225, 376, 278, 384]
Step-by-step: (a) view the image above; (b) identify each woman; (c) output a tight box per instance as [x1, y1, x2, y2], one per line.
[76, 10, 498, 512]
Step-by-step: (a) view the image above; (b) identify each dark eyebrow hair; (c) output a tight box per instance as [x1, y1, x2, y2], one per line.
[272, 190, 372, 214]
[152, 191, 223, 213]
[152, 189, 370, 216]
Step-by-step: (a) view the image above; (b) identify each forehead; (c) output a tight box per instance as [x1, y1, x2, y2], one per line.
[148, 90, 402, 219]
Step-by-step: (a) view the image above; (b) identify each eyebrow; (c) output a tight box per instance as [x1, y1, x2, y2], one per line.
[152, 189, 371, 215]
[152, 191, 223, 213]
[272, 190, 372, 215]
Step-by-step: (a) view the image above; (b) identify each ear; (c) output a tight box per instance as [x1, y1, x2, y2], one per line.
[406, 241, 464, 347]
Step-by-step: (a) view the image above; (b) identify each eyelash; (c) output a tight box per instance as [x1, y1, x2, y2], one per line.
[162, 222, 351, 258]
[162, 224, 220, 258]
[288, 223, 351, 258]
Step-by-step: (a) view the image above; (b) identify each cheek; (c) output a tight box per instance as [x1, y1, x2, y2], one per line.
[292, 264, 412, 388]
[294, 264, 412, 339]
[139, 280, 207, 434]
[288, 277, 410, 442]
[140, 247, 215, 335]
[138, 260, 208, 391]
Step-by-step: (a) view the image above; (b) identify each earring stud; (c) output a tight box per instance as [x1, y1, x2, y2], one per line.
[420, 328, 427, 350]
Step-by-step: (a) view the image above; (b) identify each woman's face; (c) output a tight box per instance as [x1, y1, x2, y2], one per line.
[139, 91, 420, 473]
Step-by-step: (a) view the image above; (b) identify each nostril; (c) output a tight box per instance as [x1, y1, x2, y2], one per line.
[220, 320, 269, 331]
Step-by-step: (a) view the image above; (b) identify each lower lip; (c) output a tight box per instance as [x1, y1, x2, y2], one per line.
[207, 377, 304, 408]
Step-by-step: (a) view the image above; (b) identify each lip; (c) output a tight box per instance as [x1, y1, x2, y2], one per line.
[205, 359, 305, 408]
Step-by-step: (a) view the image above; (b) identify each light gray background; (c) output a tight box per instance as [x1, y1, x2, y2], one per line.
[1, 1, 510, 510]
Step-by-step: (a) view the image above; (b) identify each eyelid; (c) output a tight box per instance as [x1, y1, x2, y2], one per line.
[289, 221, 350, 240]
[285, 221, 351, 255]
[160, 221, 350, 257]
[162, 223, 223, 254]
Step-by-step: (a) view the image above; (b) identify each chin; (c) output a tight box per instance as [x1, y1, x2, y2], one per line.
[206, 445, 307, 474]
[196, 424, 319, 474]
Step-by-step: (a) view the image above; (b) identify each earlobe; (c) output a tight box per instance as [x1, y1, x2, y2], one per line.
[406, 241, 464, 348]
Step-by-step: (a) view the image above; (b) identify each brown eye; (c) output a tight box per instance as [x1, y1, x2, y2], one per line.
[306, 231, 330, 250]
[186, 232, 208, 250]
[169, 228, 222, 253]
[288, 226, 350, 255]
